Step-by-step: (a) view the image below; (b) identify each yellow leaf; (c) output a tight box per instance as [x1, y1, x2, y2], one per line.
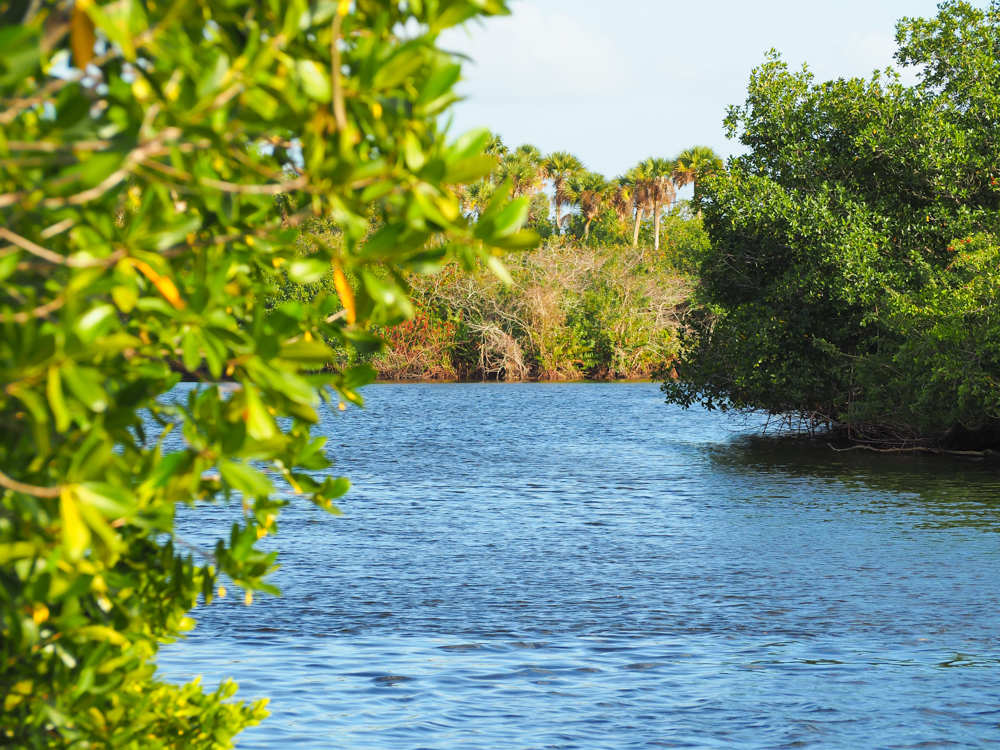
[32, 604, 49, 625]
[70, 5, 96, 70]
[333, 266, 355, 324]
[128, 259, 186, 310]
[60, 487, 90, 561]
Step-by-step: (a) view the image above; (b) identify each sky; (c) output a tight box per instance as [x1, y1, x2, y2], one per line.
[439, 0, 989, 178]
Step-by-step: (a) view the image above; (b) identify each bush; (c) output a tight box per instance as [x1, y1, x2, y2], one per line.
[373, 241, 694, 381]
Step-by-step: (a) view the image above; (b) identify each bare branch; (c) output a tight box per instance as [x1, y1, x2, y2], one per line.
[0, 468, 62, 498]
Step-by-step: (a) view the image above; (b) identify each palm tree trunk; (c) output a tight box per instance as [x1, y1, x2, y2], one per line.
[555, 201, 562, 236]
[653, 200, 661, 253]
[584, 218, 592, 240]
[632, 207, 643, 248]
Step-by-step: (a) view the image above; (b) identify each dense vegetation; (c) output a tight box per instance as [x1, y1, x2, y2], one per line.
[277, 134, 717, 382]
[390, 134, 713, 381]
[0, 0, 538, 747]
[375, 235, 694, 382]
[666, 1, 1000, 449]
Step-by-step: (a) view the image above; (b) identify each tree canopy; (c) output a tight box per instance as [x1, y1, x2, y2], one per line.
[665, 1, 1000, 447]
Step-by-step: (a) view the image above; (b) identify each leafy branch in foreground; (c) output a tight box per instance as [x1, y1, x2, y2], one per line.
[0, 0, 536, 747]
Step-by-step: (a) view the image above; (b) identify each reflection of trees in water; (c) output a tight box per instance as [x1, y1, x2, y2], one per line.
[702, 433, 1000, 532]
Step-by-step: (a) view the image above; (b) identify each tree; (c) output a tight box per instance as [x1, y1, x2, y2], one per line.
[514, 143, 544, 165]
[566, 172, 612, 241]
[673, 146, 725, 194]
[622, 165, 654, 248]
[664, 2, 1000, 446]
[0, 0, 536, 747]
[639, 157, 677, 253]
[542, 151, 585, 234]
[460, 178, 499, 218]
[498, 153, 544, 198]
[673, 146, 725, 214]
[484, 131, 509, 158]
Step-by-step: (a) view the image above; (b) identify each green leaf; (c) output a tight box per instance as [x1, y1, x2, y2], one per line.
[0, 251, 20, 282]
[76, 483, 135, 519]
[182, 330, 201, 373]
[62, 365, 109, 413]
[445, 155, 496, 185]
[145, 452, 190, 490]
[243, 385, 277, 441]
[47, 367, 71, 433]
[75, 304, 117, 343]
[0, 542, 41, 566]
[372, 48, 425, 90]
[287, 259, 329, 284]
[278, 339, 335, 364]
[296, 60, 331, 103]
[219, 460, 273, 498]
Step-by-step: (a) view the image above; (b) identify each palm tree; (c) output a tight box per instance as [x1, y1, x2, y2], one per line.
[514, 143, 544, 164]
[484, 131, 508, 158]
[542, 151, 584, 235]
[610, 176, 632, 222]
[498, 153, 543, 199]
[460, 178, 497, 218]
[566, 172, 611, 241]
[640, 157, 676, 253]
[673, 146, 724, 196]
[622, 164, 653, 248]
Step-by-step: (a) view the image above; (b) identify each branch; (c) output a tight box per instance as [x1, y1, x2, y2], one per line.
[827, 442, 993, 458]
[173, 535, 217, 562]
[0, 468, 62, 498]
[0, 229, 126, 270]
[198, 175, 308, 195]
[331, 10, 348, 132]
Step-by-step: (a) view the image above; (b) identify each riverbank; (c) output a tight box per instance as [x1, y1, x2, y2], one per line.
[371, 242, 691, 382]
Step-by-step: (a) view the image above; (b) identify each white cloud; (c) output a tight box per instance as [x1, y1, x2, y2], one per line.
[440, 1, 631, 102]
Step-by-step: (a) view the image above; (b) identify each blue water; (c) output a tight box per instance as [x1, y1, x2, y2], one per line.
[158, 383, 1000, 748]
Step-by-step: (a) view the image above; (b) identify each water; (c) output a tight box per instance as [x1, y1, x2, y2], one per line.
[158, 383, 1000, 748]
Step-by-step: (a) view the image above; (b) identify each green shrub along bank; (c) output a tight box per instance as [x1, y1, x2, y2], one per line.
[665, 2, 1000, 450]
[375, 239, 693, 381]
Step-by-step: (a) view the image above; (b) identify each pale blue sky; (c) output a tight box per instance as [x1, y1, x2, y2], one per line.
[440, 0, 988, 178]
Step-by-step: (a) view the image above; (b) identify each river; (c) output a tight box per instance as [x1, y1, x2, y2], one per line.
[158, 383, 1000, 748]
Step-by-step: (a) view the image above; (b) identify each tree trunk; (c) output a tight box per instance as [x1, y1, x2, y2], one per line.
[584, 218, 592, 240]
[653, 199, 661, 253]
[632, 207, 643, 248]
[555, 201, 562, 236]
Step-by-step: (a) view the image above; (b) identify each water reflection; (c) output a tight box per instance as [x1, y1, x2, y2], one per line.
[707, 433, 1000, 531]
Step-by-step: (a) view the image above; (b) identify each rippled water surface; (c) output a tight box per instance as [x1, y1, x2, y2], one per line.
[159, 383, 1000, 748]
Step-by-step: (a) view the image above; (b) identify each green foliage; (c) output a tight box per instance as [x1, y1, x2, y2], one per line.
[665, 1, 1000, 444]
[375, 241, 694, 381]
[0, 0, 536, 747]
